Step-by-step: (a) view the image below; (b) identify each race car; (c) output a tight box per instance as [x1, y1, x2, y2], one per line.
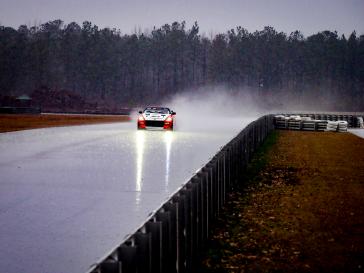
[137, 107, 176, 130]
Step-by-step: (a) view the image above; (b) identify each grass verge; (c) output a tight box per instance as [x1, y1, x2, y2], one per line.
[198, 131, 364, 273]
[0, 114, 130, 133]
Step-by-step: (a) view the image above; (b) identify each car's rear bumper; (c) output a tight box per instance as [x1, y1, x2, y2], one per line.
[138, 120, 173, 130]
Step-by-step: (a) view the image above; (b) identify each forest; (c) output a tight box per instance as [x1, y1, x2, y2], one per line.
[0, 20, 363, 111]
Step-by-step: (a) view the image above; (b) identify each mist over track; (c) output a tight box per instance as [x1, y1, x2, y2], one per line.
[0, 94, 259, 273]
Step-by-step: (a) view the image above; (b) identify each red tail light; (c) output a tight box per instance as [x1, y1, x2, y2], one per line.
[164, 115, 173, 129]
[138, 115, 146, 129]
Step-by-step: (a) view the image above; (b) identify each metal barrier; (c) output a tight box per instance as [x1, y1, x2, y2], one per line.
[88, 114, 275, 273]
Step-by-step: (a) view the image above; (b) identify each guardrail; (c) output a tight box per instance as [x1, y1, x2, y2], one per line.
[88, 114, 275, 273]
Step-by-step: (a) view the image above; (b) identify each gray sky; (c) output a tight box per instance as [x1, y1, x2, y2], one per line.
[0, 0, 363, 36]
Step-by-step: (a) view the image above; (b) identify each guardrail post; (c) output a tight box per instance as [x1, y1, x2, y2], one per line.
[244, 133, 249, 169]
[118, 244, 137, 273]
[186, 182, 198, 265]
[201, 166, 211, 238]
[223, 147, 231, 192]
[156, 210, 172, 273]
[163, 202, 178, 273]
[172, 194, 186, 273]
[236, 139, 240, 181]
[146, 220, 163, 273]
[135, 231, 151, 273]
[253, 123, 257, 151]
[221, 153, 227, 206]
[228, 143, 235, 185]
[192, 175, 204, 249]
[205, 163, 215, 222]
[255, 123, 258, 150]
[100, 260, 122, 273]
[199, 171, 208, 243]
[180, 188, 192, 272]
[247, 126, 252, 161]
[220, 152, 226, 205]
[233, 141, 238, 182]
[212, 158, 221, 216]
[211, 160, 219, 218]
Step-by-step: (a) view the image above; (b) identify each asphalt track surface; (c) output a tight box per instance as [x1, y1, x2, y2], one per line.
[0, 118, 256, 273]
[349, 128, 364, 139]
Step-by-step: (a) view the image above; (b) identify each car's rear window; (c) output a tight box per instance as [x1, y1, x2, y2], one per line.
[144, 107, 170, 114]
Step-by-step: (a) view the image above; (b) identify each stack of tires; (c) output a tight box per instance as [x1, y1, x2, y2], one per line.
[326, 121, 339, 132]
[337, 121, 348, 132]
[357, 117, 364, 128]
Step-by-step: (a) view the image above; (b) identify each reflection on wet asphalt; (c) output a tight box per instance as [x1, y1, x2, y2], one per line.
[0, 119, 253, 273]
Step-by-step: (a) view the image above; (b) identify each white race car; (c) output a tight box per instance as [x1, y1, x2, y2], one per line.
[137, 107, 176, 130]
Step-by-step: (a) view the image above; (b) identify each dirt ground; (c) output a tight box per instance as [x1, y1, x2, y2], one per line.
[0, 114, 130, 133]
[199, 131, 364, 273]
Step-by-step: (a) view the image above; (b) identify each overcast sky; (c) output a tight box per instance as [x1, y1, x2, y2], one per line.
[0, 0, 363, 37]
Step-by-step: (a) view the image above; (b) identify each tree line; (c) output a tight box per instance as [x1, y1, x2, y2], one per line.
[0, 20, 363, 110]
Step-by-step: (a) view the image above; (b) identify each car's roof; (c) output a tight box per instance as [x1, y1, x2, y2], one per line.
[144, 107, 171, 112]
[145, 106, 170, 110]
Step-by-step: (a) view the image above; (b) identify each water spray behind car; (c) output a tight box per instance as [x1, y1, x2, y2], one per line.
[163, 86, 263, 133]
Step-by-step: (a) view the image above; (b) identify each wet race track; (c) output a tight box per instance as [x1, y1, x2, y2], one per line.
[349, 129, 364, 139]
[0, 115, 256, 273]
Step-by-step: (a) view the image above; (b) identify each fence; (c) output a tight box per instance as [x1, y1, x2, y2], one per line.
[89, 114, 275, 273]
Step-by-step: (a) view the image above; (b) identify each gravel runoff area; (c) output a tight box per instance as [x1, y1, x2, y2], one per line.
[198, 131, 364, 273]
[0, 114, 130, 133]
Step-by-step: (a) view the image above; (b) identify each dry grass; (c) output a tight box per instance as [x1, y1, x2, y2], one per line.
[0, 114, 130, 133]
[199, 131, 364, 273]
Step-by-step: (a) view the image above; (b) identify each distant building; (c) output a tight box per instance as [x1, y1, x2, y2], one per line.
[16, 95, 32, 107]
[0, 94, 39, 114]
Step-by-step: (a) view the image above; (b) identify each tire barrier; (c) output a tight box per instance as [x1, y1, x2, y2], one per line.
[274, 113, 364, 131]
[325, 121, 349, 132]
[357, 117, 364, 128]
[88, 114, 275, 273]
